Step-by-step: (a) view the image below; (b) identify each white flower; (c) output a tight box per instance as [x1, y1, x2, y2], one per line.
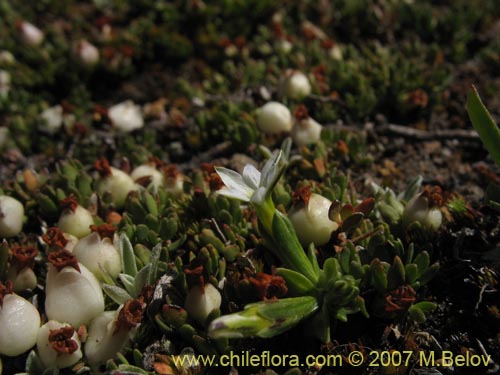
[215, 146, 288, 206]
[215, 164, 261, 203]
[0, 70, 10, 98]
[75, 39, 99, 67]
[8, 267, 37, 292]
[276, 39, 292, 54]
[73, 230, 121, 279]
[85, 303, 140, 368]
[329, 44, 343, 61]
[36, 321, 82, 369]
[108, 100, 144, 133]
[279, 70, 311, 99]
[18, 21, 44, 46]
[185, 284, 221, 325]
[0, 288, 41, 356]
[96, 166, 139, 208]
[257, 102, 293, 135]
[39, 105, 64, 135]
[402, 193, 443, 231]
[288, 193, 338, 246]
[0, 195, 24, 238]
[131, 164, 164, 191]
[58, 202, 94, 239]
[291, 106, 322, 146]
[163, 165, 184, 195]
[0, 51, 15, 64]
[45, 253, 105, 327]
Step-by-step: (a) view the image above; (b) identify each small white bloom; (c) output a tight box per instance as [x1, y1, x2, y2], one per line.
[185, 284, 221, 325]
[0, 290, 41, 356]
[85, 307, 137, 368]
[8, 267, 37, 292]
[75, 39, 99, 67]
[58, 203, 94, 239]
[279, 70, 312, 99]
[163, 165, 184, 195]
[329, 44, 343, 61]
[257, 102, 293, 134]
[276, 39, 292, 54]
[45, 258, 105, 327]
[0, 51, 15, 64]
[291, 107, 322, 146]
[18, 21, 44, 46]
[73, 231, 121, 279]
[402, 193, 443, 231]
[108, 100, 144, 133]
[216, 164, 261, 203]
[0, 70, 10, 98]
[39, 105, 64, 135]
[131, 164, 164, 191]
[0, 195, 24, 238]
[288, 193, 338, 246]
[36, 321, 82, 369]
[96, 166, 139, 208]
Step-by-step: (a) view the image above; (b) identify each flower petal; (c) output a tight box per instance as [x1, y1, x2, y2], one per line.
[218, 187, 252, 202]
[215, 167, 254, 198]
[242, 165, 261, 190]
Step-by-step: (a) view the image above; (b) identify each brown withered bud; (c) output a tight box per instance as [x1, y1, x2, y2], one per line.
[384, 285, 417, 313]
[60, 195, 79, 212]
[292, 185, 312, 206]
[293, 104, 309, 121]
[163, 165, 180, 180]
[0, 280, 14, 308]
[114, 299, 145, 333]
[48, 249, 80, 272]
[48, 326, 79, 354]
[248, 272, 288, 300]
[421, 185, 444, 208]
[89, 223, 116, 241]
[208, 173, 224, 192]
[106, 211, 122, 226]
[11, 245, 38, 270]
[184, 265, 205, 290]
[42, 227, 68, 249]
[94, 157, 112, 177]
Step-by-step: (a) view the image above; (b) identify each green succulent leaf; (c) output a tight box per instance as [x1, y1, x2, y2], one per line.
[467, 85, 500, 168]
[276, 268, 315, 296]
[119, 232, 138, 277]
[103, 284, 133, 305]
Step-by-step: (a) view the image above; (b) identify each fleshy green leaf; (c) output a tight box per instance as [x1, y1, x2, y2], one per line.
[119, 232, 138, 277]
[467, 85, 500, 168]
[103, 284, 133, 304]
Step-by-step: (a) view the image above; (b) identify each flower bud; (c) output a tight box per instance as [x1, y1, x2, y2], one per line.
[74, 39, 99, 67]
[73, 225, 121, 279]
[58, 196, 94, 239]
[7, 245, 38, 292]
[18, 21, 44, 46]
[402, 187, 443, 232]
[45, 251, 105, 327]
[0, 51, 15, 64]
[279, 70, 311, 99]
[184, 284, 221, 325]
[131, 164, 164, 191]
[0, 283, 41, 356]
[36, 321, 82, 369]
[291, 105, 322, 146]
[329, 44, 343, 61]
[0, 195, 24, 238]
[96, 161, 139, 208]
[257, 101, 293, 134]
[288, 191, 338, 246]
[163, 165, 184, 195]
[108, 100, 144, 133]
[39, 105, 64, 134]
[85, 299, 143, 368]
